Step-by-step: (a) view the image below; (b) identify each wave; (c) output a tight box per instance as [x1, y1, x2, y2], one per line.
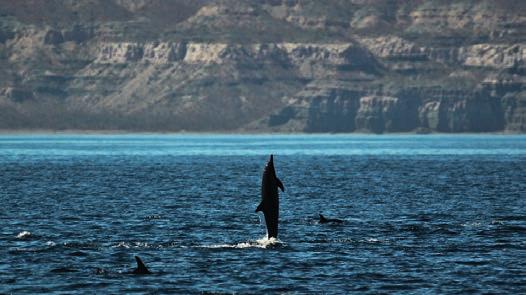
[8, 241, 58, 254]
[63, 241, 100, 250]
[50, 267, 78, 273]
[306, 237, 388, 244]
[16, 231, 32, 239]
[111, 241, 153, 249]
[198, 237, 283, 249]
[144, 215, 163, 220]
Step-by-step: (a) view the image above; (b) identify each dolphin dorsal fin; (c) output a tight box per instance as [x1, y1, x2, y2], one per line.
[134, 256, 151, 274]
[319, 214, 328, 223]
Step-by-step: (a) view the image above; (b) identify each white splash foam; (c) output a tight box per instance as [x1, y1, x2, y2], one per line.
[462, 222, 482, 227]
[255, 236, 281, 247]
[199, 236, 283, 249]
[112, 241, 153, 249]
[46, 241, 56, 246]
[198, 243, 255, 249]
[133, 242, 152, 248]
[113, 241, 130, 249]
[16, 231, 32, 239]
[257, 212, 268, 237]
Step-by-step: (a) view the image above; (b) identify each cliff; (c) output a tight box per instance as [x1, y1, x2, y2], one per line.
[0, 0, 525, 132]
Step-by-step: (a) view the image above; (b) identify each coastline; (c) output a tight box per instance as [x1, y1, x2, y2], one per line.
[0, 129, 524, 136]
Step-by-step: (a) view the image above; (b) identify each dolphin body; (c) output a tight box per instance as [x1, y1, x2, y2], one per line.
[256, 155, 284, 239]
[319, 214, 344, 224]
[93, 256, 152, 275]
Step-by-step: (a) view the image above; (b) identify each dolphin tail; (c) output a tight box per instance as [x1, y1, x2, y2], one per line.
[264, 211, 278, 239]
[134, 256, 151, 274]
[276, 177, 284, 192]
[256, 206, 278, 239]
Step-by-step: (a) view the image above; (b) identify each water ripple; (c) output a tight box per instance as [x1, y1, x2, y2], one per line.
[1, 135, 525, 293]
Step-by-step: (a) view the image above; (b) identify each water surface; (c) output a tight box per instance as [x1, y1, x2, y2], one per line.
[1, 134, 525, 293]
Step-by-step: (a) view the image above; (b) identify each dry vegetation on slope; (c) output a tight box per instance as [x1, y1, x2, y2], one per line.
[0, 0, 525, 132]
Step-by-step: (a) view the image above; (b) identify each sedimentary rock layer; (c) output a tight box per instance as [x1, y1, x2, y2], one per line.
[0, 0, 524, 132]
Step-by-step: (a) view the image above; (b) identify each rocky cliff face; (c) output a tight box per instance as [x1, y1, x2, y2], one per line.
[0, 0, 525, 132]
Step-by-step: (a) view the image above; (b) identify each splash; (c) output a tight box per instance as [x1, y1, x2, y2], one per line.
[144, 215, 162, 220]
[462, 221, 482, 227]
[112, 241, 132, 249]
[255, 236, 282, 247]
[112, 241, 152, 249]
[16, 231, 32, 239]
[199, 236, 283, 249]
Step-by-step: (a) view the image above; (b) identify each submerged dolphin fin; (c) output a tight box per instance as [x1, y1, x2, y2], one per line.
[276, 177, 284, 192]
[133, 256, 151, 275]
[319, 214, 344, 224]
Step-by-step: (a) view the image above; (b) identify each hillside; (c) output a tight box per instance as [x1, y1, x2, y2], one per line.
[0, 0, 525, 132]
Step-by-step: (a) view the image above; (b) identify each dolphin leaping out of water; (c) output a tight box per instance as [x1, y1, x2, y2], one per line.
[132, 256, 151, 275]
[319, 214, 344, 224]
[256, 155, 284, 239]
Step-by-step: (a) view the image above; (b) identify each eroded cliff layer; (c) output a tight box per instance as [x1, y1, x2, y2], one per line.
[0, 0, 525, 132]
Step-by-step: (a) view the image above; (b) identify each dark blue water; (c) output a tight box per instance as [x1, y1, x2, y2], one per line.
[1, 134, 525, 293]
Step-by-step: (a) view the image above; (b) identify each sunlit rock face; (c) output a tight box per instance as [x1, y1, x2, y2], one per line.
[0, 0, 524, 132]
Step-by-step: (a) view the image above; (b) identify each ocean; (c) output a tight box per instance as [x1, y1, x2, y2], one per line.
[1, 134, 525, 293]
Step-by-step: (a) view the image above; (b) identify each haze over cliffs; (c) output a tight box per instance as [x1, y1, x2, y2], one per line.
[1, 0, 525, 132]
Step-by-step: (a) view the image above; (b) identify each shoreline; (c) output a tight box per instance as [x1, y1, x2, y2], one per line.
[0, 129, 524, 136]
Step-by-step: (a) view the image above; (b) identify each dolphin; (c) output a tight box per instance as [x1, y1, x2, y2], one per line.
[93, 256, 152, 275]
[256, 154, 284, 239]
[132, 256, 151, 275]
[319, 214, 344, 224]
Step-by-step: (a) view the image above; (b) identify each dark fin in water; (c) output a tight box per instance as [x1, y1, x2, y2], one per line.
[133, 256, 151, 275]
[276, 177, 284, 192]
[51, 267, 77, 273]
[255, 202, 263, 213]
[319, 213, 344, 224]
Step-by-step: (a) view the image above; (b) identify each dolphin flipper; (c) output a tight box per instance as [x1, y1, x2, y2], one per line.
[276, 177, 284, 192]
[255, 202, 263, 213]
